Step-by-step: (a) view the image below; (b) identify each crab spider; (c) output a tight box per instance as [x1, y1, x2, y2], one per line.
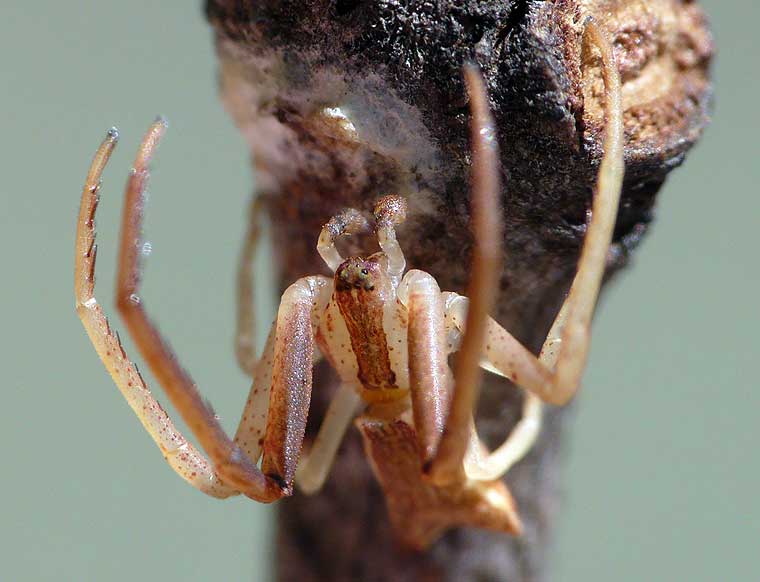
[75, 21, 622, 548]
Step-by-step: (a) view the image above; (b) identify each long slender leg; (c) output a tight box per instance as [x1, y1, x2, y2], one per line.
[397, 270, 452, 467]
[439, 291, 543, 479]
[539, 20, 624, 400]
[437, 21, 624, 481]
[114, 119, 283, 502]
[260, 276, 333, 492]
[230, 275, 333, 478]
[427, 64, 503, 485]
[296, 384, 363, 495]
[442, 21, 623, 407]
[431, 22, 623, 482]
[463, 392, 542, 481]
[232, 326, 276, 462]
[75, 128, 236, 499]
[235, 195, 264, 376]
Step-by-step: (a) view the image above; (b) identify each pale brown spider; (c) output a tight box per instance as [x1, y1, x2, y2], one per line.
[75, 22, 622, 549]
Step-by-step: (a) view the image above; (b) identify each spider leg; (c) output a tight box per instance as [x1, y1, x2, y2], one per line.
[231, 270, 333, 493]
[76, 128, 237, 499]
[259, 276, 333, 492]
[396, 270, 452, 467]
[463, 388, 543, 482]
[435, 20, 624, 481]
[296, 383, 363, 495]
[230, 273, 334, 495]
[113, 119, 285, 502]
[535, 19, 624, 402]
[231, 326, 275, 462]
[235, 195, 265, 376]
[426, 64, 503, 485]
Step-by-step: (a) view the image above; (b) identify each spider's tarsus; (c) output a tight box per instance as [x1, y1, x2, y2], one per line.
[204, 398, 218, 419]
[266, 472, 291, 495]
[373, 194, 408, 227]
[153, 115, 169, 128]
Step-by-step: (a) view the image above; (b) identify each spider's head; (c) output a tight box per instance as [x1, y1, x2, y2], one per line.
[318, 196, 406, 287]
[334, 255, 387, 293]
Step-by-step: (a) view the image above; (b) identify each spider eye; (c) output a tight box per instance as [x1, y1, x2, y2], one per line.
[361, 268, 369, 275]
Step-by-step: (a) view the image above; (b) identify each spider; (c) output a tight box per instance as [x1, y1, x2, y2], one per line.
[75, 22, 622, 549]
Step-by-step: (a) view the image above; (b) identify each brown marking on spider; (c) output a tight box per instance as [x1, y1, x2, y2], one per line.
[75, 21, 623, 548]
[334, 255, 400, 394]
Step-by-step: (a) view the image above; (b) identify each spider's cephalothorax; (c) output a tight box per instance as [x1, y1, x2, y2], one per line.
[76, 22, 623, 549]
[334, 256, 384, 292]
[331, 254, 403, 398]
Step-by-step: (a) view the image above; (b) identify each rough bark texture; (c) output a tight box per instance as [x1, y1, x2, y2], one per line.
[205, 1, 713, 580]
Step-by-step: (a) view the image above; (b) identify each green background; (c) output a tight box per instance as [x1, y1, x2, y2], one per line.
[1, 2, 756, 580]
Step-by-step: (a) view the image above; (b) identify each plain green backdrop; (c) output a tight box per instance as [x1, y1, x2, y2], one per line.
[0, 2, 757, 580]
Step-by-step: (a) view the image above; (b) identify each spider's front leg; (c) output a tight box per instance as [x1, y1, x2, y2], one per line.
[449, 19, 622, 407]
[78, 118, 323, 502]
[431, 20, 624, 484]
[426, 62, 504, 485]
[257, 276, 334, 491]
[112, 119, 286, 501]
[75, 127, 236, 499]
[396, 269, 451, 467]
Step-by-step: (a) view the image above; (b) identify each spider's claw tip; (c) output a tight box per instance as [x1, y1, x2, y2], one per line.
[153, 115, 169, 128]
[107, 127, 119, 140]
[266, 473, 292, 496]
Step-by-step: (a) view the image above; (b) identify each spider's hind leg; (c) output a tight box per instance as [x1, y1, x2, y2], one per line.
[235, 195, 265, 376]
[295, 383, 363, 495]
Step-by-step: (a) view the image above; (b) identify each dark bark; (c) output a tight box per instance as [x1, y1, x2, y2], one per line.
[205, 1, 713, 580]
